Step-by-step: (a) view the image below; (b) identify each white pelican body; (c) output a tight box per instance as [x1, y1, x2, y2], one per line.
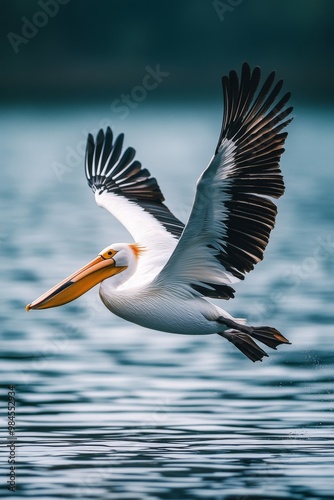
[99, 266, 234, 335]
[27, 63, 293, 362]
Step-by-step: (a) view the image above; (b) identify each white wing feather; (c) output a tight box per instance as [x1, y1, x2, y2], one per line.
[85, 128, 184, 285]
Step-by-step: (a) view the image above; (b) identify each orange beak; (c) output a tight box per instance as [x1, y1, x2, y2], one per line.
[26, 255, 126, 311]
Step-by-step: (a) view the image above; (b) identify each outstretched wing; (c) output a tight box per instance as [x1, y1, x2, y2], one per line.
[153, 63, 293, 300]
[85, 128, 185, 279]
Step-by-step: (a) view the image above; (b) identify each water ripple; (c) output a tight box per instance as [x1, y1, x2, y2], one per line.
[1, 106, 334, 499]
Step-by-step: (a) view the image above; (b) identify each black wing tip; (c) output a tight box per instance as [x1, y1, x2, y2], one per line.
[242, 62, 262, 81]
[84, 126, 170, 203]
[229, 62, 287, 95]
[216, 62, 293, 158]
[220, 63, 292, 125]
[85, 126, 185, 239]
[85, 127, 139, 186]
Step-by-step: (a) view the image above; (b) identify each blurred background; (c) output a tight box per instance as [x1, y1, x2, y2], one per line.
[1, 0, 334, 104]
[1, 1, 334, 499]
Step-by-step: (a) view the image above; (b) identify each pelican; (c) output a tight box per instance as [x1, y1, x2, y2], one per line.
[27, 63, 293, 362]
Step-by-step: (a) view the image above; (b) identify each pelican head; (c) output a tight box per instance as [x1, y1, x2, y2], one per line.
[26, 243, 141, 311]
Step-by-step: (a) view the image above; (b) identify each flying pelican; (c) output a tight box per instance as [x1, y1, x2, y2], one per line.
[27, 63, 293, 362]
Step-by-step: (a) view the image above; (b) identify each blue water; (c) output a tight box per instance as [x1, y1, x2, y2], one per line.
[1, 103, 334, 499]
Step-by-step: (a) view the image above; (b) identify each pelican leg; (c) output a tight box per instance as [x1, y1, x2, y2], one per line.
[217, 317, 291, 362]
[218, 329, 268, 362]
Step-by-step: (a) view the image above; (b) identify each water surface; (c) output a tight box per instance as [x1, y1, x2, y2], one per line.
[1, 104, 334, 499]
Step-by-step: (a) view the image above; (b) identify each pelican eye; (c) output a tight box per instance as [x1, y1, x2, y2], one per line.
[100, 248, 117, 259]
